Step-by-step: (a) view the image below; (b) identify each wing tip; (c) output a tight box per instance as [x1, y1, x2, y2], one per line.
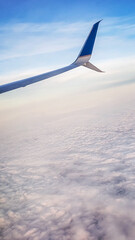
[97, 19, 103, 23]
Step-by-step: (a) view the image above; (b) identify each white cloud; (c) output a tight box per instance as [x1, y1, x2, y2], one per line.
[0, 21, 90, 62]
[0, 16, 135, 63]
[0, 102, 135, 239]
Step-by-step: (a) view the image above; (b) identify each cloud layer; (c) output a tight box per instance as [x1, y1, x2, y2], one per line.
[0, 98, 135, 239]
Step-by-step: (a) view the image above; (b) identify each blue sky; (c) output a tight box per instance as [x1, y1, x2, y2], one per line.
[0, 0, 135, 23]
[0, 0, 135, 113]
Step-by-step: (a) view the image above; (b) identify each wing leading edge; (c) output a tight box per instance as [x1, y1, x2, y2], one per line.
[0, 20, 103, 94]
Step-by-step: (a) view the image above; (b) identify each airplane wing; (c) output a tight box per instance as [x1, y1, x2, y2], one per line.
[0, 64, 78, 94]
[0, 20, 103, 94]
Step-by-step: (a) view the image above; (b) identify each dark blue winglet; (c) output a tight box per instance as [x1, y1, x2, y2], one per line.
[78, 20, 102, 58]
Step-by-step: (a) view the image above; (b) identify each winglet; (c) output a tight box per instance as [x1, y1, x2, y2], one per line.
[74, 20, 102, 65]
[83, 62, 104, 73]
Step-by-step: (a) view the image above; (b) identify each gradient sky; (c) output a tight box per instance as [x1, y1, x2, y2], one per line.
[0, 0, 135, 113]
